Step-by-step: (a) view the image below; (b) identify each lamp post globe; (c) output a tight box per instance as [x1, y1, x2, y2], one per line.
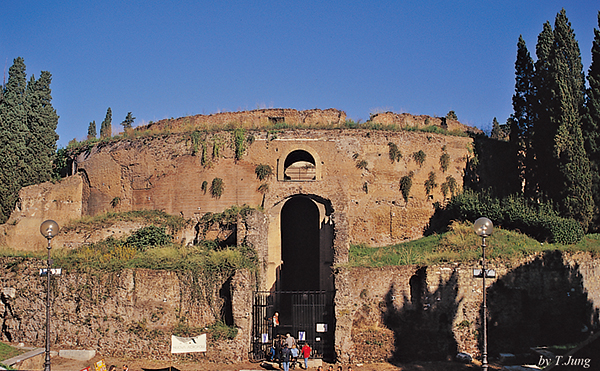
[40, 220, 59, 240]
[40, 220, 59, 371]
[473, 217, 493, 238]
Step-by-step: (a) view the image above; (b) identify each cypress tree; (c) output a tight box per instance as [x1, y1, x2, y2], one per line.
[510, 36, 535, 195]
[549, 9, 593, 229]
[24, 70, 59, 185]
[0, 57, 29, 222]
[530, 21, 555, 197]
[121, 112, 135, 130]
[100, 107, 112, 139]
[87, 120, 97, 140]
[582, 11, 600, 229]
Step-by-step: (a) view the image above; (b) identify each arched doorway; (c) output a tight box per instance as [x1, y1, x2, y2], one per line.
[284, 150, 316, 181]
[280, 196, 320, 291]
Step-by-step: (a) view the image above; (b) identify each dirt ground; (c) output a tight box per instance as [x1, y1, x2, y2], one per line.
[50, 355, 502, 371]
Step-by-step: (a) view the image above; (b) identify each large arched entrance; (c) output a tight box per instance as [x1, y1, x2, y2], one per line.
[251, 194, 335, 361]
[280, 196, 320, 291]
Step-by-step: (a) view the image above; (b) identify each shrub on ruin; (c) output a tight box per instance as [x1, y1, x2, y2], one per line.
[388, 142, 402, 163]
[210, 178, 224, 198]
[399, 171, 414, 202]
[126, 226, 172, 252]
[440, 152, 450, 172]
[356, 159, 368, 170]
[412, 150, 426, 167]
[255, 164, 273, 181]
[424, 171, 438, 195]
[440, 190, 584, 244]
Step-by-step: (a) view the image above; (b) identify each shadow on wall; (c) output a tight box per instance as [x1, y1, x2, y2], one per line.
[382, 267, 461, 362]
[486, 250, 595, 355]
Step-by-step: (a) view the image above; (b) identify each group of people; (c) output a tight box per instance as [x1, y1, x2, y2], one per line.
[268, 332, 312, 370]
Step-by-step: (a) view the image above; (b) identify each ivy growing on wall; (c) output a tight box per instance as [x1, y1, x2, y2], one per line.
[424, 171, 438, 196]
[441, 175, 458, 199]
[412, 150, 426, 167]
[399, 171, 414, 202]
[439, 145, 450, 172]
[232, 128, 247, 160]
[255, 164, 273, 181]
[356, 159, 368, 170]
[210, 178, 224, 198]
[388, 142, 402, 163]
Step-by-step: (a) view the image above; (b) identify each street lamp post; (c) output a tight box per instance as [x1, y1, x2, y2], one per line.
[473, 217, 493, 371]
[40, 220, 59, 371]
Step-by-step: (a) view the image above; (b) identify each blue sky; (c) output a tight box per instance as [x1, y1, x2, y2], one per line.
[2, 1, 599, 147]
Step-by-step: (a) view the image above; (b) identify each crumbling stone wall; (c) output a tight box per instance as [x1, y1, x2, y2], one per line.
[335, 251, 600, 364]
[2, 125, 473, 251]
[140, 108, 347, 133]
[0, 258, 254, 362]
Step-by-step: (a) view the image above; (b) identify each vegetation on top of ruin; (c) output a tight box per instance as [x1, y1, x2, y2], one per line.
[348, 221, 600, 268]
[61, 210, 190, 234]
[59, 115, 470, 159]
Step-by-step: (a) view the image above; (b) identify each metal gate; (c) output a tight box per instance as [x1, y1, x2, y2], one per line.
[251, 291, 335, 361]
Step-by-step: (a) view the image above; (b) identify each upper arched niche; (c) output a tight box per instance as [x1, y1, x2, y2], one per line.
[278, 146, 322, 181]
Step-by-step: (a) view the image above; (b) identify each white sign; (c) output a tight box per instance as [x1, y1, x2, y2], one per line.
[171, 334, 207, 354]
[298, 331, 306, 341]
[262, 333, 269, 343]
[316, 323, 327, 333]
[39, 268, 62, 276]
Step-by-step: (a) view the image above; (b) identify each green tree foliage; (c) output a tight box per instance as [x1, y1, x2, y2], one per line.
[87, 121, 97, 140]
[125, 225, 172, 252]
[510, 36, 536, 196]
[490, 117, 509, 141]
[582, 12, 600, 229]
[519, 10, 594, 230]
[548, 9, 593, 229]
[121, 112, 135, 130]
[0, 57, 59, 223]
[445, 110, 458, 121]
[100, 107, 112, 139]
[531, 21, 555, 194]
[24, 71, 59, 186]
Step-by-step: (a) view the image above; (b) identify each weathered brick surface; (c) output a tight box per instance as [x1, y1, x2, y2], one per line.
[3, 123, 472, 251]
[335, 252, 600, 363]
[0, 258, 254, 362]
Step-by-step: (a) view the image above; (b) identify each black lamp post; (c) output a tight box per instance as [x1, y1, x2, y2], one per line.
[40, 220, 59, 371]
[473, 217, 493, 371]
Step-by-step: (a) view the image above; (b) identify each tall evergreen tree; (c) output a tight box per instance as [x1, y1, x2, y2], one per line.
[549, 9, 593, 229]
[582, 11, 600, 229]
[0, 57, 30, 222]
[24, 70, 59, 185]
[87, 120, 97, 140]
[120, 112, 135, 130]
[510, 36, 536, 195]
[530, 21, 555, 197]
[100, 107, 112, 139]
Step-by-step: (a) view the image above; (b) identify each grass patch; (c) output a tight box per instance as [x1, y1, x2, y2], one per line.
[0, 342, 25, 362]
[61, 210, 189, 234]
[349, 222, 600, 267]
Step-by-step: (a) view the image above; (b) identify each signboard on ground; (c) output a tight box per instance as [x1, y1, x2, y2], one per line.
[171, 334, 207, 354]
